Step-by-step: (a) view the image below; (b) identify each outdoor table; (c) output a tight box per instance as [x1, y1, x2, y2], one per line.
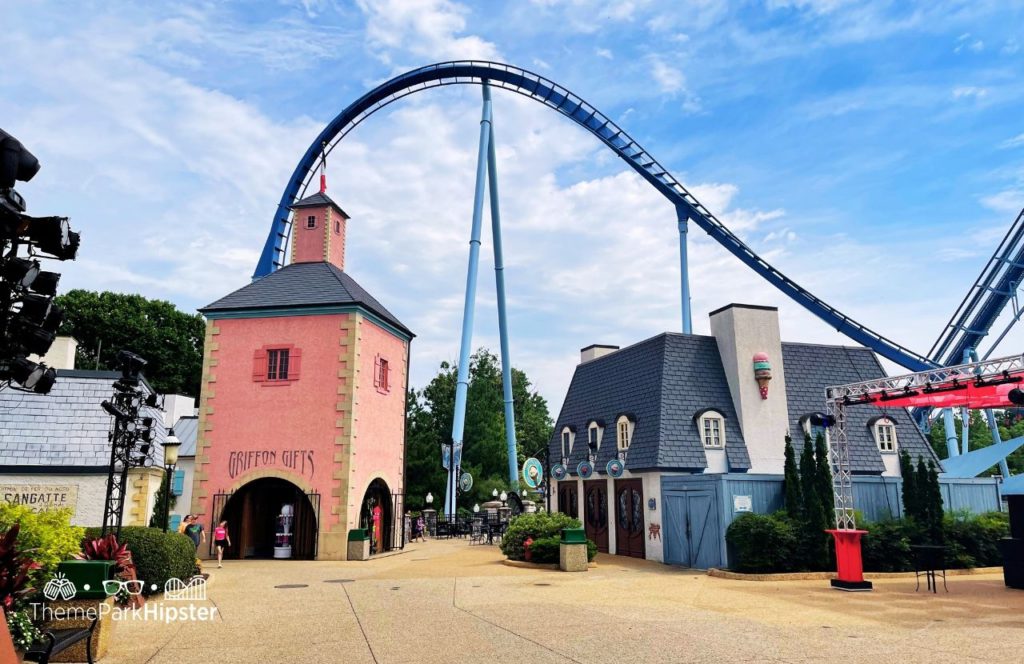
[909, 544, 948, 593]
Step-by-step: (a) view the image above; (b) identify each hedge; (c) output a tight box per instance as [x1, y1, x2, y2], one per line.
[728, 511, 1010, 573]
[500, 512, 598, 562]
[85, 527, 196, 595]
[527, 536, 599, 564]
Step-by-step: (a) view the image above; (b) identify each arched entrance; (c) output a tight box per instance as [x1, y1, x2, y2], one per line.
[217, 477, 319, 560]
[359, 479, 394, 555]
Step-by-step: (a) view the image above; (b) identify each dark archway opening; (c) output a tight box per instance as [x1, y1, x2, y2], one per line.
[359, 479, 394, 555]
[218, 478, 318, 560]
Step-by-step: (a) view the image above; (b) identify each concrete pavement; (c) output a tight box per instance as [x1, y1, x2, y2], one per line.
[99, 538, 1023, 663]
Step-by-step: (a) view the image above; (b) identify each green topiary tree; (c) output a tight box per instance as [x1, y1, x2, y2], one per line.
[899, 449, 918, 520]
[148, 476, 177, 530]
[783, 435, 803, 519]
[798, 434, 830, 570]
[813, 432, 835, 528]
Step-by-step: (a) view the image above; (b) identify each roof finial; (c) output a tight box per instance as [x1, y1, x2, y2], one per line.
[319, 141, 327, 194]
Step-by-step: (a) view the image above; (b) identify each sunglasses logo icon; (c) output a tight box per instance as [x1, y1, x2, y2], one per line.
[103, 579, 145, 596]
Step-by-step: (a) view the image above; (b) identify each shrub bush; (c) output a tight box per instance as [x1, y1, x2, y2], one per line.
[527, 536, 560, 564]
[0, 505, 83, 589]
[725, 512, 799, 573]
[943, 511, 1008, 569]
[85, 527, 195, 595]
[499, 511, 581, 561]
[860, 519, 914, 572]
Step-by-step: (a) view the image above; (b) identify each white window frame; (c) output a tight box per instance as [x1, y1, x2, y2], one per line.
[616, 415, 634, 452]
[587, 421, 603, 451]
[699, 412, 725, 449]
[560, 427, 574, 460]
[874, 418, 897, 453]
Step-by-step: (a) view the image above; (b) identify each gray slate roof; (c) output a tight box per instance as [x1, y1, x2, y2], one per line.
[290, 191, 349, 218]
[0, 370, 166, 468]
[200, 262, 413, 337]
[172, 416, 198, 457]
[549, 333, 751, 474]
[549, 334, 938, 476]
[781, 342, 938, 473]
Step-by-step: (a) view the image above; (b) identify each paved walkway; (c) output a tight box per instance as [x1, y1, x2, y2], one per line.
[102, 539, 1022, 663]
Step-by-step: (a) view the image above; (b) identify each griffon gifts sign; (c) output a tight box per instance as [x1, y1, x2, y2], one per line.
[1, 484, 79, 511]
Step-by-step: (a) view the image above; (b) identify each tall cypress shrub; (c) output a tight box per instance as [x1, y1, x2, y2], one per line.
[926, 460, 945, 542]
[899, 449, 917, 520]
[813, 432, 834, 528]
[783, 435, 803, 518]
[799, 433, 829, 569]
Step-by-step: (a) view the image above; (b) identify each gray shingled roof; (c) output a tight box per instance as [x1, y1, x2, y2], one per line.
[199, 262, 412, 337]
[548, 333, 751, 474]
[549, 334, 938, 477]
[173, 416, 198, 457]
[0, 370, 167, 467]
[781, 342, 938, 473]
[290, 191, 349, 218]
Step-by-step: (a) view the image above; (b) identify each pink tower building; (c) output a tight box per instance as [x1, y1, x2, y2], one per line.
[191, 189, 412, 560]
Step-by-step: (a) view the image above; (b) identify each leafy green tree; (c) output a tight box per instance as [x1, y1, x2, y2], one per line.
[55, 289, 205, 396]
[404, 349, 553, 510]
[782, 435, 802, 518]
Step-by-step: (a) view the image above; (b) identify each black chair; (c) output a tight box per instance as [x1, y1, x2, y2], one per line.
[910, 544, 948, 593]
[25, 617, 99, 664]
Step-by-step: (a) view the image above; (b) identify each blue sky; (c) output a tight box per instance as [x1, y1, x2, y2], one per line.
[4, 0, 1024, 408]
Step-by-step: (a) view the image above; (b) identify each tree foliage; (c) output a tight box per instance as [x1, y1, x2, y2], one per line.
[779, 433, 834, 571]
[55, 289, 205, 397]
[404, 349, 553, 510]
[927, 409, 1024, 474]
[782, 435, 802, 519]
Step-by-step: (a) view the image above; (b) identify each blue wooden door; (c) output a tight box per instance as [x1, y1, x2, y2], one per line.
[663, 490, 722, 569]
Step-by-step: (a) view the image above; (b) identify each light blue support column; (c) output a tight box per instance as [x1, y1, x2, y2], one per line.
[676, 206, 692, 334]
[446, 83, 493, 518]
[961, 406, 971, 455]
[484, 85, 520, 488]
[984, 409, 1012, 477]
[943, 409, 960, 458]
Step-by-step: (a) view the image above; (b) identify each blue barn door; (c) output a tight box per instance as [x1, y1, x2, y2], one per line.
[664, 489, 722, 569]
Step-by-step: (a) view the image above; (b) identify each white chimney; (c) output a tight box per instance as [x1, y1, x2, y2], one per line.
[580, 344, 620, 364]
[162, 394, 197, 428]
[31, 336, 78, 370]
[709, 304, 790, 475]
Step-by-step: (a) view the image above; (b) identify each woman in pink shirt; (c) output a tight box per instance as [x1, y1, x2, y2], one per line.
[213, 520, 231, 568]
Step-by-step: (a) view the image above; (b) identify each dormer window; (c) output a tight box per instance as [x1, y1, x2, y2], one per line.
[616, 415, 634, 452]
[587, 421, 603, 453]
[695, 410, 725, 449]
[871, 416, 897, 453]
[560, 427, 575, 460]
[306, 215, 316, 229]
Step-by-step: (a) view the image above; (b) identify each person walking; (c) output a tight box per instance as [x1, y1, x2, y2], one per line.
[184, 515, 206, 552]
[213, 520, 231, 568]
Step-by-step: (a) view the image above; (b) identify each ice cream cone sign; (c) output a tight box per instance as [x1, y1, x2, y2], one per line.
[753, 352, 772, 399]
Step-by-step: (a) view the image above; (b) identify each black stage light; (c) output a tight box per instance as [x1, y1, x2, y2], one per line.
[102, 399, 130, 420]
[116, 350, 147, 380]
[30, 271, 59, 296]
[10, 357, 56, 394]
[808, 412, 836, 428]
[2, 257, 39, 288]
[25, 216, 70, 256]
[12, 322, 56, 356]
[1009, 388, 1024, 406]
[16, 293, 52, 324]
[0, 129, 40, 189]
[144, 393, 159, 408]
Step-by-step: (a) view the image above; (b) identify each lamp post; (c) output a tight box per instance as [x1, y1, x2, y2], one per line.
[161, 428, 181, 534]
[426, 492, 433, 506]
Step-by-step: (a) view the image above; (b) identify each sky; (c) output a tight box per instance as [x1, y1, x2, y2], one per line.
[4, 0, 1024, 411]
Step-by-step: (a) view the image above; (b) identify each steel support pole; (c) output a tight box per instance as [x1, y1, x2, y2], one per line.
[676, 207, 693, 334]
[446, 83, 493, 518]
[484, 85, 520, 489]
[942, 409, 960, 458]
[984, 408, 1012, 477]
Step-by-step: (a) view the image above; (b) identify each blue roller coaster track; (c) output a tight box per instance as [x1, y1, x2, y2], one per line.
[256, 60, 953, 372]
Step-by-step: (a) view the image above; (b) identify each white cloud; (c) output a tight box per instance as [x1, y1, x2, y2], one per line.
[954, 32, 985, 53]
[981, 189, 1024, 215]
[1003, 38, 1020, 55]
[952, 86, 989, 99]
[595, 47, 613, 59]
[356, 0, 499, 62]
[1000, 133, 1024, 149]
[649, 56, 685, 94]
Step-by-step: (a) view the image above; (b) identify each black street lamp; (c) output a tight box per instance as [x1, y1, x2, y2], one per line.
[161, 428, 181, 533]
